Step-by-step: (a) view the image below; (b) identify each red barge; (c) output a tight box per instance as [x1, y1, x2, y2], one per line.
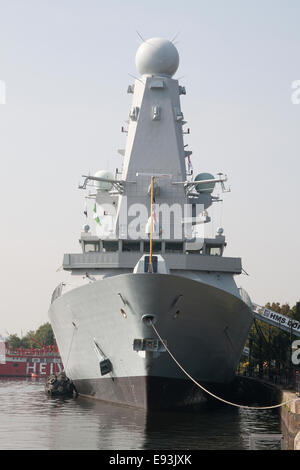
[0, 341, 63, 377]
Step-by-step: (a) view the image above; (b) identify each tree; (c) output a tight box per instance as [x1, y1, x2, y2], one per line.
[34, 323, 55, 347]
[7, 323, 55, 350]
[22, 330, 40, 348]
[292, 302, 300, 322]
[241, 301, 300, 374]
[8, 334, 22, 350]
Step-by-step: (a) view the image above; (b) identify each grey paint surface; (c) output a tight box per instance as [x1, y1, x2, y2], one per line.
[63, 252, 242, 273]
[49, 273, 253, 392]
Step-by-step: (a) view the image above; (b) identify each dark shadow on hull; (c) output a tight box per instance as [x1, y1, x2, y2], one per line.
[73, 374, 280, 411]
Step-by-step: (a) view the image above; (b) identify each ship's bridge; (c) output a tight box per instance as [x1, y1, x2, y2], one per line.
[79, 234, 226, 257]
[63, 232, 238, 274]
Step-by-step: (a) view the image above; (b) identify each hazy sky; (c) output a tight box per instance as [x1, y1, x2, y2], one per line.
[0, 0, 299, 336]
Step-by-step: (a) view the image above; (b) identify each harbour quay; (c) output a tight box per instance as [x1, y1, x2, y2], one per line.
[280, 388, 300, 450]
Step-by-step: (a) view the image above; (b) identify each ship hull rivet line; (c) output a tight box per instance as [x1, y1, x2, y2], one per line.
[151, 322, 295, 410]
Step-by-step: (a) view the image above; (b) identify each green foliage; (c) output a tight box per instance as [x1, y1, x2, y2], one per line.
[8, 323, 55, 350]
[34, 323, 55, 346]
[8, 334, 22, 350]
[242, 300, 300, 372]
[292, 302, 300, 322]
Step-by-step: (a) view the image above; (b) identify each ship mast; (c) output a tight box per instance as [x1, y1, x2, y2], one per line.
[78, 37, 230, 242]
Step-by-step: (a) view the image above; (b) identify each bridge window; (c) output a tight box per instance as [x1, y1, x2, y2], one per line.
[206, 245, 222, 256]
[84, 241, 100, 252]
[144, 241, 162, 253]
[102, 241, 119, 252]
[186, 247, 203, 255]
[165, 241, 184, 253]
[122, 241, 141, 252]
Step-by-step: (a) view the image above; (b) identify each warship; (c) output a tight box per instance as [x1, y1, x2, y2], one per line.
[48, 37, 254, 409]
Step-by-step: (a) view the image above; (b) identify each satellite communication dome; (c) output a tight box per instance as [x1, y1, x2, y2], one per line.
[93, 170, 114, 192]
[194, 173, 216, 194]
[135, 37, 179, 77]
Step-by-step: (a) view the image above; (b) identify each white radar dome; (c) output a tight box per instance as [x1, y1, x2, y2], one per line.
[93, 170, 114, 192]
[135, 37, 179, 77]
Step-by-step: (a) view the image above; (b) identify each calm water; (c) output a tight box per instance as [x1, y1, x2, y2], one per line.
[0, 378, 281, 450]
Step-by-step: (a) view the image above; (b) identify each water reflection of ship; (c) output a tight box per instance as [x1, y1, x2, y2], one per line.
[47, 397, 147, 450]
[46, 397, 249, 450]
[77, 401, 279, 450]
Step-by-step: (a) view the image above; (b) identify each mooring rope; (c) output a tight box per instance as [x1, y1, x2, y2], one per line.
[151, 322, 296, 410]
[64, 323, 77, 373]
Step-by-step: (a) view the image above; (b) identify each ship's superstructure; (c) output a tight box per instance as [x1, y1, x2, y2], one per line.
[49, 38, 253, 409]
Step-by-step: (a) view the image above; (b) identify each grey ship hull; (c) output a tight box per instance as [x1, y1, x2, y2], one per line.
[49, 273, 253, 409]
